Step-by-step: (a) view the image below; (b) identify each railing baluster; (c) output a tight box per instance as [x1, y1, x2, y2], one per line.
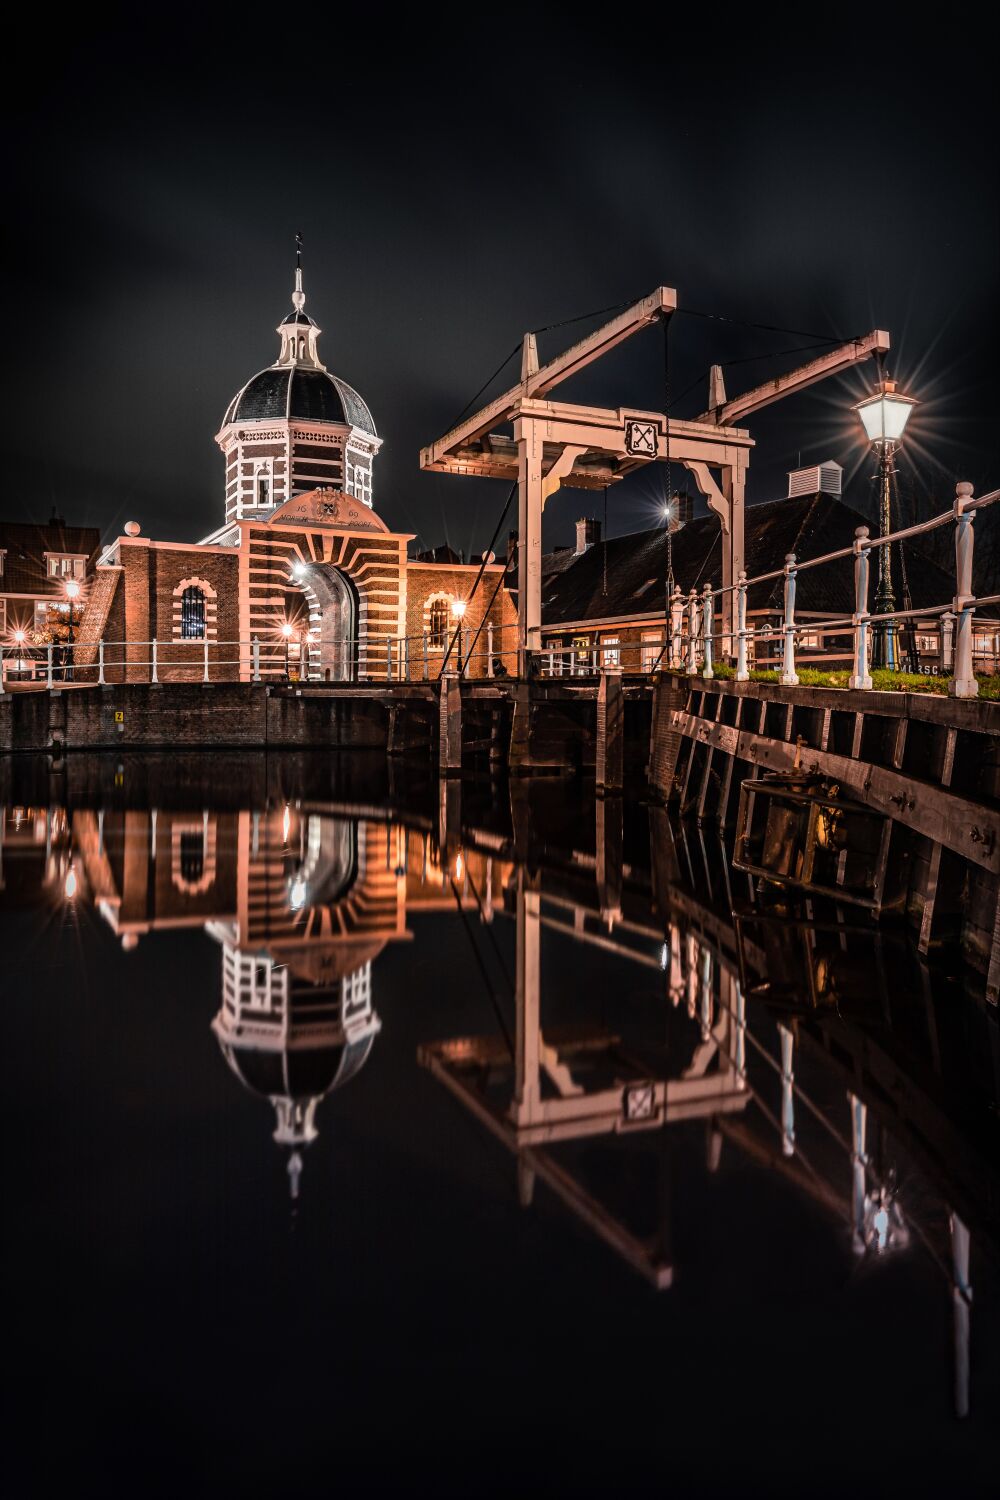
[736, 571, 749, 682]
[203, 636, 210, 683]
[951, 481, 978, 698]
[687, 589, 698, 675]
[702, 583, 714, 681]
[151, 639, 158, 683]
[849, 526, 873, 690]
[47, 644, 54, 689]
[780, 553, 799, 686]
[98, 639, 106, 686]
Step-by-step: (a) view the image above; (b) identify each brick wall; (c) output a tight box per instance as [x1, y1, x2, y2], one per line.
[404, 564, 517, 678]
[118, 542, 241, 681]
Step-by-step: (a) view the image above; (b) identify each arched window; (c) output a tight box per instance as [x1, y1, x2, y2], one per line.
[427, 598, 450, 649]
[180, 586, 206, 639]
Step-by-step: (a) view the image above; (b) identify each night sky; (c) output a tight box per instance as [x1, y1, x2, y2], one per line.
[5, 19, 997, 556]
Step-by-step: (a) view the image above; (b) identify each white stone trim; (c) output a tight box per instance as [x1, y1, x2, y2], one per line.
[172, 577, 218, 641]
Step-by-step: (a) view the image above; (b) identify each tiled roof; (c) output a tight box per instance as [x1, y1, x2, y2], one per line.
[0, 519, 101, 597]
[541, 493, 961, 627]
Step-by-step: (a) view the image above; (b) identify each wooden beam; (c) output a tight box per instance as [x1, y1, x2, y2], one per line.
[698, 329, 891, 427]
[421, 287, 676, 470]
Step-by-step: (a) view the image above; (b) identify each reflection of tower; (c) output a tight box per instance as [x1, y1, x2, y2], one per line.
[212, 942, 381, 1194]
[206, 808, 407, 1193]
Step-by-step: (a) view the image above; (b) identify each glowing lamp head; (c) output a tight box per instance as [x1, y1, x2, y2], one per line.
[13, 627, 26, 645]
[64, 580, 81, 601]
[291, 561, 308, 580]
[281, 622, 294, 638]
[855, 379, 917, 447]
[450, 599, 467, 620]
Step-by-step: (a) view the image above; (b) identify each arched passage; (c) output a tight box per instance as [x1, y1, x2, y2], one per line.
[299, 565, 358, 681]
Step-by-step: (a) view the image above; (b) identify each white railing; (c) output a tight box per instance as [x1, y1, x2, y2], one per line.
[2, 484, 997, 700]
[0, 625, 522, 691]
[519, 480, 998, 697]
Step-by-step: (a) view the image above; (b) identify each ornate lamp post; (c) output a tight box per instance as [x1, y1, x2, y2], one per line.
[854, 379, 917, 670]
[281, 620, 294, 679]
[64, 579, 81, 681]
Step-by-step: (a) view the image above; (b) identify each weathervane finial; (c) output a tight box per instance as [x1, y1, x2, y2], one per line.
[292, 231, 305, 312]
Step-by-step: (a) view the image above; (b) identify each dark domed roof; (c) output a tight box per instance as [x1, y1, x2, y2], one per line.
[224, 1035, 376, 1100]
[223, 366, 377, 436]
[280, 310, 317, 326]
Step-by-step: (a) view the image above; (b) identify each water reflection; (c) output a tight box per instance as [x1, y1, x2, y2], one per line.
[1, 769, 997, 1440]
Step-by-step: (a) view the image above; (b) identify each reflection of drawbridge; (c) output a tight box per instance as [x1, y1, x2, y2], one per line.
[429, 799, 990, 1416]
[420, 868, 750, 1289]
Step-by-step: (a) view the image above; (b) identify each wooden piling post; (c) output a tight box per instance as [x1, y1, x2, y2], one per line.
[439, 671, 462, 776]
[596, 667, 624, 794]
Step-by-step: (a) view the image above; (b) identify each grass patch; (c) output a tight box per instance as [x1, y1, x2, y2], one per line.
[696, 661, 999, 699]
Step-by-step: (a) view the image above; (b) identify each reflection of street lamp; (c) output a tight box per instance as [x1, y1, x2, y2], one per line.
[855, 379, 918, 670]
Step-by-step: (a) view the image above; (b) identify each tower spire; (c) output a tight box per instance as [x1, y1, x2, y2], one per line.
[292, 231, 305, 313]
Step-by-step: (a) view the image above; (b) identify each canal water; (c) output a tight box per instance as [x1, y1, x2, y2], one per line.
[2, 753, 997, 1497]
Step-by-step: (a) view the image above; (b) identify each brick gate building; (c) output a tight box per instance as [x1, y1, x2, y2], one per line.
[75, 259, 515, 683]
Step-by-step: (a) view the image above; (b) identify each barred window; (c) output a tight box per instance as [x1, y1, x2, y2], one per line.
[180, 586, 206, 639]
[428, 599, 450, 648]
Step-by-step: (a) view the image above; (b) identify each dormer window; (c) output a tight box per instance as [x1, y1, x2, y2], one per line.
[46, 553, 86, 579]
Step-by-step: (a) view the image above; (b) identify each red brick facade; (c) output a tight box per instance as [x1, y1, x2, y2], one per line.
[87, 490, 516, 683]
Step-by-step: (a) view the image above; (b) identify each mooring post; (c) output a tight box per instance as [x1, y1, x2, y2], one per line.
[849, 527, 873, 690]
[595, 666, 624, 794]
[780, 553, 799, 686]
[439, 670, 462, 775]
[98, 639, 106, 686]
[736, 571, 750, 681]
[670, 586, 684, 670]
[778, 1022, 795, 1156]
[687, 589, 698, 675]
[702, 583, 714, 681]
[950, 481, 978, 698]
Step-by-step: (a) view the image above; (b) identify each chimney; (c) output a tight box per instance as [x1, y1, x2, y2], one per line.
[575, 517, 601, 555]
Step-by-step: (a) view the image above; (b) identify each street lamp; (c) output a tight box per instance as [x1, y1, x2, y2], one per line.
[854, 379, 917, 670]
[450, 599, 467, 619]
[64, 579, 81, 681]
[281, 620, 294, 678]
